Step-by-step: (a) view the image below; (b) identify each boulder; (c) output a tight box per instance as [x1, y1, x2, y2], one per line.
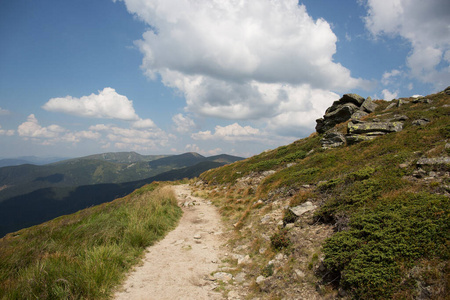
[341, 93, 366, 106]
[346, 134, 377, 145]
[360, 97, 378, 113]
[417, 157, 450, 166]
[445, 86, 450, 95]
[320, 130, 346, 148]
[289, 201, 317, 217]
[412, 118, 430, 126]
[351, 110, 369, 120]
[348, 121, 403, 135]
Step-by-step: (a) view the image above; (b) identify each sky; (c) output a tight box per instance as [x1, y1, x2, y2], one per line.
[0, 0, 449, 158]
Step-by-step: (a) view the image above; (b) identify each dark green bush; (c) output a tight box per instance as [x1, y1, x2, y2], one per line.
[323, 192, 449, 299]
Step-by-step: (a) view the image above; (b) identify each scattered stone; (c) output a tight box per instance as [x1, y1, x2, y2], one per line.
[285, 223, 295, 229]
[259, 247, 267, 254]
[391, 114, 409, 121]
[294, 269, 305, 278]
[214, 272, 233, 282]
[234, 272, 246, 283]
[289, 201, 317, 217]
[256, 275, 266, 285]
[412, 118, 430, 126]
[417, 157, 450, 166]
[193, 233, 202, 239]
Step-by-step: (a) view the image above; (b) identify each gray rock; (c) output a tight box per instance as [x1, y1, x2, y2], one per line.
[391, 115, 409, 121]
[320, 130, 346, 148]
[316, 104, 358, 133]
[445, 86, 450, 95]
[234, 272, 246, 283]
[417, 157, 450, 166]
[341, 93, 366, 106]
[256, 275, 266, 285]
[360, 97, 378, 113]
[384, 102, 397, 111]
[289, 201, 317, 217]
[412, 118, 430, 126]
[214, 272, 233, 281]
[346, 134, 377, 145]
[348, 121, 403, 134]
[351, 110, 369, 120]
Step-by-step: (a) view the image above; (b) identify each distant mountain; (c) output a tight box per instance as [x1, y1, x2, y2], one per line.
[61, 151, 168, 164]
[0, 160, 227, 238]
[0, 156, 70, 167]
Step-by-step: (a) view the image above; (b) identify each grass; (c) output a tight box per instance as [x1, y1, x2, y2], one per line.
[197, 90, 450, 298]
[0, 182, 182, 299]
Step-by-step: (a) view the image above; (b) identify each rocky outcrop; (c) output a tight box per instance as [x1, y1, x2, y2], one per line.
[316, 94, 377, 133]
[320, 130, 346, 148]
[346, 120, 403, 145]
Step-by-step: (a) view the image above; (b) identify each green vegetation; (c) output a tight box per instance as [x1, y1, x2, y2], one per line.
[0, 182, 182, 299]
[198, 90, 450, 298]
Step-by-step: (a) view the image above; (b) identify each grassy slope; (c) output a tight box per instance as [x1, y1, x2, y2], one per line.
[0, 182, 182, 299]
[199, 90, 449, 299]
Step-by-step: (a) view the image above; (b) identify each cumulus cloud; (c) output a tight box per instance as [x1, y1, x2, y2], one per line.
[18, 114, 66, 139]
[381, 69, 402, 85]
[89, 123, 170, 151]
[42, 87, 140, 121]
[132, 118, 156, 128]
[0, 107, 10, 116]
[192, 123, 261, 142]
[119, 0, 369, 126]
[381, 89, 399, 101]
[0, 125, 14, 136]
[364, 0, 450, 88]
[172, 113, 195, 133]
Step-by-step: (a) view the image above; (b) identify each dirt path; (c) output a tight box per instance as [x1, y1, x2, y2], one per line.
[114, 184, 228, 300]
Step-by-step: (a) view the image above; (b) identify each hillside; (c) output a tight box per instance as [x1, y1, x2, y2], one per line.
[193, 88, 449, 299]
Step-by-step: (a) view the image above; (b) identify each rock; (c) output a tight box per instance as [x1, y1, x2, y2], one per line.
[320, 130, 346, 148]
[391, 114, 408, 121]
[346, 134, 377, 145]
[417, 157, 450, 166]
[360, 97, 378, 113]
[214, 272, 233, 281]
[445, 86, 450, 95]
[193, 233, 202, 239]
[289, 201, 317, 217]
[347, 121, 403, 134]
[285, 223, 295, 229]
[234, 272, 246, 283]
[341, 93, 366, 106]
[384, 102, 397, 111]
[256, 275, 266, 285]
[412, 118, 430, 126]
[351, 110, 369, 120]
[294, 269, 305, 278]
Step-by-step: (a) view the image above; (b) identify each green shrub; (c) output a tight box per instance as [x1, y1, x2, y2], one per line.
[323, 192, 449, 299]
[270, 229, 292, 250]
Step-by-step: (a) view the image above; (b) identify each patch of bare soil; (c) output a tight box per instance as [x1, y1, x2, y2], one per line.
[114, 184, 229, 300]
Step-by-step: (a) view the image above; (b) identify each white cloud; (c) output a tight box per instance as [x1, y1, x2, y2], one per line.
[381, 89, 398, 101]
[381, 69, 402, 85]
[42, 87, 140, 121]
[0, 125, 14, 136]
[90, 123, 170, 151]
[364, 0, 450, 88]
[192, 123, 261, 142]
[0, 107, 10, 116]
[132, 118, 156, 128]
[18, 114, 66, 139]
[172, 113, 195, 133]
[119, 0, 370, 123]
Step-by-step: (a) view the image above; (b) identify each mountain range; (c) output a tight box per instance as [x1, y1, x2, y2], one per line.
[0, 152, 243, 237]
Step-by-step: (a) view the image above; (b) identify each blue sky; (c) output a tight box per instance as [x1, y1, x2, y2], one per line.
[0, 0, 449, 158]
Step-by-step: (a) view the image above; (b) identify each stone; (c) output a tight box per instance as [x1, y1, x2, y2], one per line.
[320, 131, 346, 148]
[360, 97, 378, 113]
[256, 275, 266, 285]
[234, 272, 246, 283]
[384, 102, 397, 111]
[412, 118, 430, 126]
[445, 86, 450, 95]
[294, 269, 305, 278]
[341, 93, 366, 106]
[347, 121, 403, 134]
[214, 272, 233, 281]
[316, 104, 359, 133]
[346, 134, 377, 145]
[193, 233, 201, 239]
[351, 110, 369, 120]
[391, 115, 408, 121]
[289, 201, 317, 217]
[417, 157, 450, 166]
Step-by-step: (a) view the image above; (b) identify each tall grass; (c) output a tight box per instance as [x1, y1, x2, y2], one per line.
[0, 182, 182, 299]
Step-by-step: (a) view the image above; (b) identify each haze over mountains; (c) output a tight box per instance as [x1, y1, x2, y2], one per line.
[0, 151, 243, 237]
